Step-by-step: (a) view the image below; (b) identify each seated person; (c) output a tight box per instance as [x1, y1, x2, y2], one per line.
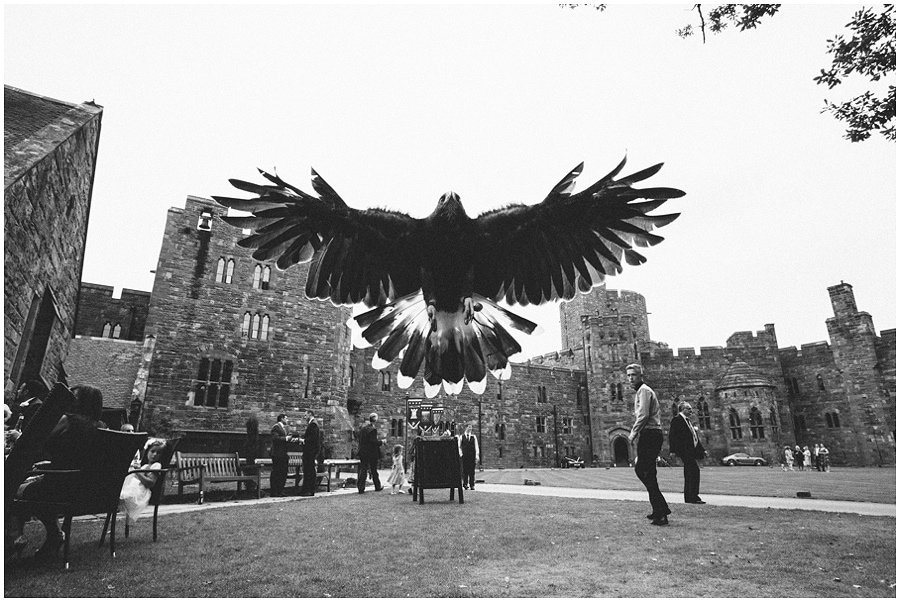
[119, 440, 167, 525]
[5, 385, 105, 562]
[7, 379, 50, 431]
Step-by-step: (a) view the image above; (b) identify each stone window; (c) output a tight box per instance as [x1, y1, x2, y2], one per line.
[194, 358, 233, 408]
[616, 383, 623, 401]
[102, 322, 111, 337]
[537, 386, 548, 404]
[768, 406, 779, 436]
[749, 406, 765, 440]
[390, 418, 404, 437]
[241, 313, 251, 338]
[728, 409, 743, 440]
[242, 312, 269, 340]
[817, 374, 825, 391]
[697, 398, 711, 429]
[562, 417, 573, 434]
[216, 258, 235, 284]
[495, 423, 506, 440]
[112, 324, 121, 339]
[792, 378, 800, 395]
[536, 416, 547, 433]
[380, 371, 391, 392]
[496, 382, 503, 400]
[609, 383, 616, 402]
[252, 264, 272, 290]
[304, 366, 312, 398]
[349, 366, 355, 387]
[825, 412, 841, 428]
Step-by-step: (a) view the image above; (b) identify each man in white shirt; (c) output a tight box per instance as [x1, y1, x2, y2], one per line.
[627, 363, 670, 526]
[668, 401, 706, 504]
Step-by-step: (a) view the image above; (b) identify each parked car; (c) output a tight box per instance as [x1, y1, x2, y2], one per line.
[720, 452, 768, 466]
[561, 456, 585, 468]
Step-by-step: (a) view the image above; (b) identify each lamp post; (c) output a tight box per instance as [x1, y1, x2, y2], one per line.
[478, 395, 483, 470]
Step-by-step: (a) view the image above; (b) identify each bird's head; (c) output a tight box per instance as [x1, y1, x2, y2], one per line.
[430, 191, 468, 222]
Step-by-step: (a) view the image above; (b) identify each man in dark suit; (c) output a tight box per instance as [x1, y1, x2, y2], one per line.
[270, 414, 293, 497]
[668, 401, 706, 504]
[357, 412, 384, 493]
[8, 379, 49, 430]
[298, 409, 320, 497]
[458, 424, 479, 490]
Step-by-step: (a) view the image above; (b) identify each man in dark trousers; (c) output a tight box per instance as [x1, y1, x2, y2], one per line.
[627, 363, 671, 526]
[270, 414, 293, 497]
[357, 412, 384, 493]
[668, 401, 706, 504]
[458, 424, 479, 490]
[298, 409, 320, 497]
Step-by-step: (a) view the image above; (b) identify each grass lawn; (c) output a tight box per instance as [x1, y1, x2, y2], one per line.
[4, 490, 895, 598]
[479, 466, 896, 505]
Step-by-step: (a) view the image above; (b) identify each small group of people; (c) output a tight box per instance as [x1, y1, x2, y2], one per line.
[354, 412, 481, 496]
[627, 363, 707, 527]
[5, 382, 172, 564]
[270, 410, 320, 497]
[782, 443, 829, 471]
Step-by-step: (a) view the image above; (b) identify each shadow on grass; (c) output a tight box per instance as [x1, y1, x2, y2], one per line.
[4, 492, 895, 598]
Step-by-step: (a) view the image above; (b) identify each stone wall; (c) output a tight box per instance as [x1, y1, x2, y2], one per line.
[4, 86, 102, 391]
[75, 283, 150, 340]
[66, 335, 143, 411]
[140, 196, 353, 456]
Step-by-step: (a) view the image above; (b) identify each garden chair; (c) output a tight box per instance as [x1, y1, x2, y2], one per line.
[116, 438, 180, 542]
[11, 428, 148, 569]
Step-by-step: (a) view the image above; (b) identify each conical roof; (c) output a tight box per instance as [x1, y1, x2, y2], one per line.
[715, 361, 774, 390]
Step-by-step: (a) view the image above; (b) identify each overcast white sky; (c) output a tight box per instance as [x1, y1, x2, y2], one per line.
[5, 4, 895, 359]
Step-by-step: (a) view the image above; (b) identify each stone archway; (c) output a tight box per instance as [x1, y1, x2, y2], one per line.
[612, 436, 630, 467]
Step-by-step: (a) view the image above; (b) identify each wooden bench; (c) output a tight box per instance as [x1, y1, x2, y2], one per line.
[175, 452, 260, 504]
[287, 452, 331, 492]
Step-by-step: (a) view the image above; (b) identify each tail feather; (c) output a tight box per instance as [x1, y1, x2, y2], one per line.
[350, 292, 534, 395]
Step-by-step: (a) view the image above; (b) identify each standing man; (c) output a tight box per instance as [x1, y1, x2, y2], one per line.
[668, 401, 706, 504]
[357, 412, 385, 493]
[627, 363, 671, 526]
[298, 409, 320, 497]
[459, 424, 479, 490]
[8, 380, 49, 430]
[270, 414, 293, 497]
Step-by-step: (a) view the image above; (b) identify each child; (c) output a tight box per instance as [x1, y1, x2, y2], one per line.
[119, 440, 166, 525]
[387, 444, 407, 495]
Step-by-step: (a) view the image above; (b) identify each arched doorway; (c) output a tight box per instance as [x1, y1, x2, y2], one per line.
[612, 436, 630, 466]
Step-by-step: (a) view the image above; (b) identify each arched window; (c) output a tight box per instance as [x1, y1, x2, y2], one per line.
[101, 322, 111, 337]
[304, 366, 312, 398]
[729, 409, 743, 440]
[112, 324, 121, 339]
[817, 374, 825, 391]
[225, 259, 235, 284]
[250, 314, 261, 339]
[260, 315, 269, 341]
[252, 265, 261, 289]
[616, 383, 623, 401]
[825, 412, 833, 428]
[381, 371, 391, 392]
[262, 266, 271, 290]
[833, 413, 840, 428]
[609, 383, 616, 402]
[242, 313, 251, 338]
[215, 258, 225, 283]
[749, 406, 765, 440]
[697, 398, 711, 429]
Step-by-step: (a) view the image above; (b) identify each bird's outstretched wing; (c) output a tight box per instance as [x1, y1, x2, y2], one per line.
[471, 156, 684, 305]
[213, 169, 423, 307]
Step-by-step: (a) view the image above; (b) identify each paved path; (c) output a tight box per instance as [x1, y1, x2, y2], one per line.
[127, 473, 893, 521]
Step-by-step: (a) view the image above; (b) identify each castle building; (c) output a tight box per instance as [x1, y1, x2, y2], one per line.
[66, 196, 896, 467]
[4, 86, 103, 393]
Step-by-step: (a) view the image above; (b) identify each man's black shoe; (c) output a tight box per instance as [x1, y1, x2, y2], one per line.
[650, 516, 669, 526]
[686, 499, 706, 504]
[374, 487, 384, 491]
[647, 509, 671, 520]
[299, 492, 314, 497]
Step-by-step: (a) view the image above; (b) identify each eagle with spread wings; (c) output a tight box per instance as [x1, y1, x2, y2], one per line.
[213, 157, 684, 398]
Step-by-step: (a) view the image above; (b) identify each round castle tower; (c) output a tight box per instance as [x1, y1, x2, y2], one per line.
[559, 285, 651, 352]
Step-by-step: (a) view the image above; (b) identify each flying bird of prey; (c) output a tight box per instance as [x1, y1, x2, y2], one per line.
[213, 157, 684, 398]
